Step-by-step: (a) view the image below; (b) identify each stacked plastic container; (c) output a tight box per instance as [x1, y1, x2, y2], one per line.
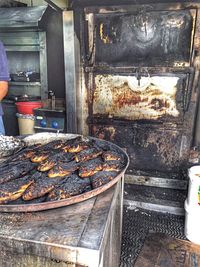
[184, 165, 200, 245]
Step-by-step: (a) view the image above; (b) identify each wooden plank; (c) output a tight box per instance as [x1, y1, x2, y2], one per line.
[134, 233, 200, 267]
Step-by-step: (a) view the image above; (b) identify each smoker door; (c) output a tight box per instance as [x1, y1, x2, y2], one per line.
[87, 72, 195, 173]
[90, 123, 189, 173]
[92, 74, 188, 122]
[85, 9, 196, 67]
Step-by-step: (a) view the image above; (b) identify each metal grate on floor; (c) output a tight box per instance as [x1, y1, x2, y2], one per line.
[120, 206, 186, 267]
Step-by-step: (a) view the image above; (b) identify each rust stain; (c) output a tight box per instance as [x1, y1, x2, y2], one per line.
[93, 75, 179, 120]
[92, 126, 116, 141]
[112, 85, 145, 108]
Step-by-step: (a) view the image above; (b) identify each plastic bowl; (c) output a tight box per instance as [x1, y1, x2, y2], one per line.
[16, 101, 43, 115]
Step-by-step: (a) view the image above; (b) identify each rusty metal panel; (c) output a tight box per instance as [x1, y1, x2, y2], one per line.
[91, 124, 190, 173]
[93, 75, 180, 120]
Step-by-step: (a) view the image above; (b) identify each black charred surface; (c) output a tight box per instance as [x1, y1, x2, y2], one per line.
[22, 176, 62, 201]
[79, 157, 103, 177]
[75, 147, 103, 162]
[0, 144, 41, 165]
[0, 175, 33, 196]
[102, 150, 122, 161]
[0, 175, 34, 204]
[48, 160, 81, 177]
[102, 160, 121, 171]
[94, 10, 193, 67]
[0, 160, 36, 185]
[67, 140, 92, 153]
[47, 174, 91, 201]
[91, 123, 190, 173]
[37, 151, 75, 172]
[90, 171, 118, 189]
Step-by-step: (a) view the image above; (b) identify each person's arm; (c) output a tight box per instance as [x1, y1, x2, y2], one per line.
[0, 41, 9, 101]
[0, 81, 8, 101]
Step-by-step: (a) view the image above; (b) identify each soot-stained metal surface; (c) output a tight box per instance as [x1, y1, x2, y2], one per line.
[91, 123, 190, 173]
[93, 75, 180, 120]
[94, 10, 195, 67]
[70, 1, 200, 177]
[120, 207, 185, 267]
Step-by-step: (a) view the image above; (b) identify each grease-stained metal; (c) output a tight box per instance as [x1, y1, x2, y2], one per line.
[93, 75, 179, 120]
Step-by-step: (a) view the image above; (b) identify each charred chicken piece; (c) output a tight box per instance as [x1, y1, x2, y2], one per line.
[0, 160, 36, 185]
[62, 140, 90, 153]
[37, 159, 56, 172]
[48, 161, 80, 178]
[0, 175, 34, 204]
[75, 147, 103, 163]
[90, 171, 117, 189]
[31, 138, 82, 162]
[0, 144, 41, 167]
[22, 174, 61, 201]
[30, 151, 50, 163]
[37, 152, 74, 172]
[60, 136, 83, 152]
[30, 139, 71, 163]
[102, 160, 121, 172]
[102, 150, 122, 161]
[79, 158, 103, 178]
[39, 139, 67, 150]
[47, 174, 91, 201]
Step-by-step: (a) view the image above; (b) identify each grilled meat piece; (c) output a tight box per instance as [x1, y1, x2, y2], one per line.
[37, 159, 56, 172]
[0, 160, 36, 185]
[30, 139, 73, 163]
[75, 147, 103, 163]
[60, 136, 83, 152]
[90, 171, 117, 189]
[30, 151, 50, 163]
[0, 144, 41, 167]
[22, 174, 61, 201]
[48, 161, 80, 178]
[79, 158, 103, 178]
[37, 152, 75, 172]
[102, 150, 122, 161]
[39, 140, 66, 150]
[62, 140, 90, 153]
[102, 160, 121, 172]
[47, 174, 91, 201]
[0, 175, 34, 204]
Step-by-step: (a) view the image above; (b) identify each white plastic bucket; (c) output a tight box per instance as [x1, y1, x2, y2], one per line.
[186, 165, 200, 208]
[184, 200, 200, 245]
[16, 113, 35, 135]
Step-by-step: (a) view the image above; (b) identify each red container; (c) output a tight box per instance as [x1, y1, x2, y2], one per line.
[16, 101, 43, 115]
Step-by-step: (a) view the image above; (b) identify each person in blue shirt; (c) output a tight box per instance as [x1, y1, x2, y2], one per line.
[0, 41, 9, 135]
